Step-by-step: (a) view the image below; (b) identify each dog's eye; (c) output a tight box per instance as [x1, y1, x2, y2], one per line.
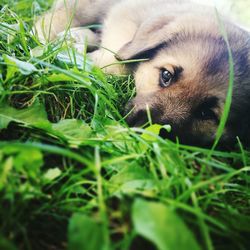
[160, 69, 173, 88]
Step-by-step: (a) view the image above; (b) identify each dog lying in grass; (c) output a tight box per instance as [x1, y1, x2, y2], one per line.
[34, 0, 250, 147]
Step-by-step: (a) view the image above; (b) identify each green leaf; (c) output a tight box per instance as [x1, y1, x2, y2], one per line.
[0, 22, 19, 42]
[132, 199, 201, 250]
[139, 124, 171, 152]
[0, 157, 13, 191]
[13, 148, 43, 179]
[0, 101, 49, 129]
[52, 119, 92, 146]
[141, 124, 171, 141]
[68, 214, 105, 250]
[46, 73, 78, 82]
[0, 236, 17, 250]
[43, 168, 62, 181]
[0, 146, 44, 200]
[0, 101, 92, 146]
[3, 55, 37, 81]
[30, 46, 45, 57]
[56, 50, 92, 71]
[109, 165, 156, 196]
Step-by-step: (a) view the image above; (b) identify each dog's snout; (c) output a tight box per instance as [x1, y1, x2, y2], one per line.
[125, 99, 155, 127]
[126, 109, 148, 127]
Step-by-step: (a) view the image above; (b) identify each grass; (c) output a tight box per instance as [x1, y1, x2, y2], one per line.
[0, 1, 250, 250]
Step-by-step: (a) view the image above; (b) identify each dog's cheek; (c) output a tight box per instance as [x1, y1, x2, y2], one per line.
[159, 120, 217, 147]
[190, 121, 218, 144]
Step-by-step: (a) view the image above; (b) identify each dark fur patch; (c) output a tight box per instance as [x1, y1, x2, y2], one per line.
[127, 42, 167, 61]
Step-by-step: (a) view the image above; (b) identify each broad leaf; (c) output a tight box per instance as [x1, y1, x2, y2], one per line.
[0, 101, 49, 129]
[68, 214, 105, 250]
[141, 124, 171, 142]
[139, 124, 171, 152]
[109, 165, 156, 197]
[0, 102, 91, 146]
[132, 199, 201, 250]
[57, 50, 92, 72]
[46, 73, 78, 82]
[43, 168, 62, 181]
[0, 236, 17, 250]
[52, 119, 92, 146]
[0, 146, 44, 199]
[3, 54, 37, 80]
[13, 148, 43, 179]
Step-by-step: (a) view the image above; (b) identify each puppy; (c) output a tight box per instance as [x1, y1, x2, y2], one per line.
[34, 0, 250, 147]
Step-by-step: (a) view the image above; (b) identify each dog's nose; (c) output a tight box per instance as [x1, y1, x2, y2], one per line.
[125, 99, 150, 127]
[125, 109, 148, 127]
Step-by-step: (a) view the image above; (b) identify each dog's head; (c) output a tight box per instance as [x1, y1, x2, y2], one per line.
[117, 6, 250, 147]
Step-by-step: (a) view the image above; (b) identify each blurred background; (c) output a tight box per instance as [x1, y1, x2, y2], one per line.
[0, 0, 249, 27]
[193, 0, 250, 27]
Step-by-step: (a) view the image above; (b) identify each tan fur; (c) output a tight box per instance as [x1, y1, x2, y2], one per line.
[34, 0, 250, 147]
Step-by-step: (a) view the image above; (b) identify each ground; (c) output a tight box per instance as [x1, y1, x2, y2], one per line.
[0, 1, 250, 250]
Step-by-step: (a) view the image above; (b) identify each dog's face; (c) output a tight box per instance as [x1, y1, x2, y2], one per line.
[117, 10, 250, 147]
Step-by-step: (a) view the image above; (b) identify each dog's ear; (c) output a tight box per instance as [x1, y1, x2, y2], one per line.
[116, 16, 176, 61]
